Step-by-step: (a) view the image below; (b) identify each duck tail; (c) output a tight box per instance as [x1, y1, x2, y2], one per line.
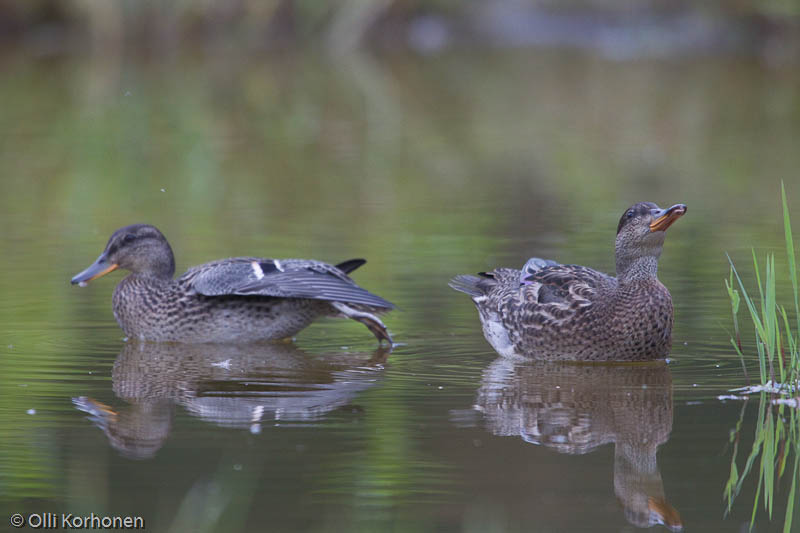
[448, 275, 488, 297]
[335, 258, 367, 274]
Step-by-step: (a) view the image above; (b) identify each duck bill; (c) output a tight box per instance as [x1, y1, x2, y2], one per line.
[649, 204, 687, 232]
[647, 497, 682, 531]
[71, 255, 118, 286]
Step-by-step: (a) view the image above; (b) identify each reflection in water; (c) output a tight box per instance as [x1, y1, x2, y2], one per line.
[74, 342, 387, 459]
[724, 392, 800, 530]
[474, 358, 682, 531]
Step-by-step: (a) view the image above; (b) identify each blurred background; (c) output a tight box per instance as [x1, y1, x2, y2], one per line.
[1, 0, 799, 60]
[1, 1, 800, 532]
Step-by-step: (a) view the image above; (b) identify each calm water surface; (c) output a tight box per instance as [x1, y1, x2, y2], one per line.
[1, 49, 799, 531]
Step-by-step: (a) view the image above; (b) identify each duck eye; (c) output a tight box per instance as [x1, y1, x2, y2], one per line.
[626, 211, 634, 219]
[122, 233, 136, 244]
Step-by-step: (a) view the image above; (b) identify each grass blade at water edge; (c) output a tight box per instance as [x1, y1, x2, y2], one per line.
[767, 255, 777, 380]
[785, 452, 799, 533]
[763, 411, 775, 519]
[724, 186, 800, 531]
[726, 271, 749, 382]
[782, 182, 800, 341]
[728, 254, 768, 351]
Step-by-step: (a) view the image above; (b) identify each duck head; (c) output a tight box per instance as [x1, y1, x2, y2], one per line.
[615, 203, 686, 282]
[71, 224, 176, 286]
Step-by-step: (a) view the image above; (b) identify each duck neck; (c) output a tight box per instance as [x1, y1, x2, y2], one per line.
[616, 256, 659, 284]
[151, 256, 175, 280]
[127, 244, 175, 280]
[125, 270, 173, 288]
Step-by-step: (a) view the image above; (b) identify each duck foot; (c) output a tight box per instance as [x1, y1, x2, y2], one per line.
[331, 302, 393, 345]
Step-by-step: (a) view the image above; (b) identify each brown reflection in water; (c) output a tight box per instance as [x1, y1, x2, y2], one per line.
[73, 342, 388, 459]
[475, 358, 682, 531]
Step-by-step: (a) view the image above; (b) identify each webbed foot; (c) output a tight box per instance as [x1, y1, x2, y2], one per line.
[331, 301, 393, 344]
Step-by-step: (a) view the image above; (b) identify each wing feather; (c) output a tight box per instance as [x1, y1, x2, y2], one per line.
[523, 264, 614, 306]
[180, 257, 394, 309]
[492, 264, 616, 332]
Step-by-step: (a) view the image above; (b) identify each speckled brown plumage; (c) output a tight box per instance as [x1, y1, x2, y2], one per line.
[449, 202, 686, 361]
[72, 224, 394, 344]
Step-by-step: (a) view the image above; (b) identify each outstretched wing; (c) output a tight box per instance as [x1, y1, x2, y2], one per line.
[181, 257, 394, 309]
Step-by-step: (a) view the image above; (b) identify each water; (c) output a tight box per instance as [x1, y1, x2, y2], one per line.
[1, 48, 799, 531]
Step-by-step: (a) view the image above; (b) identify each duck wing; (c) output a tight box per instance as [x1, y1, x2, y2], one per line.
[522, 264, 615, 306]
[181, 257, 394, 309]
[485, 264, 615, 332]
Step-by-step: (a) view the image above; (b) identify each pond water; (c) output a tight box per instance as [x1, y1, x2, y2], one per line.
[1, 48, 799, 531]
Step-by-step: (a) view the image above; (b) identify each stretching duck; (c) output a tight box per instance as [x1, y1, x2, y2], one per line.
[449, 202, 686, 361]
[71, 224, 394, 344]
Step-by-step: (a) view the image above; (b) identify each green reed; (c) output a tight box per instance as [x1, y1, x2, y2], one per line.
[724, 394, 799, 532]
[726, 183, 800, 386]
[724, 183, 800, 532]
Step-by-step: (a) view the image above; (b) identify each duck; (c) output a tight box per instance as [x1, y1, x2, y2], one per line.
[71, 224, 394, 344]
[449, 202, 686, 361]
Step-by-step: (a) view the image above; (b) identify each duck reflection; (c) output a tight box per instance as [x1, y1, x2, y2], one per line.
[474, 357, 682, 531]
[73, 342, 388, 459]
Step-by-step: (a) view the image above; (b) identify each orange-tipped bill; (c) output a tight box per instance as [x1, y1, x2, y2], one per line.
[73, 396, 119, 422]
[649, 204, 687, 232]
[71, 256, 119, 287]
[648, 497, 683, 531]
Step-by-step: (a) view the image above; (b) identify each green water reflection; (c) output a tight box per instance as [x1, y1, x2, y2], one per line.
[472, 359, 681, 531]
[1, 48, 799, 531]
